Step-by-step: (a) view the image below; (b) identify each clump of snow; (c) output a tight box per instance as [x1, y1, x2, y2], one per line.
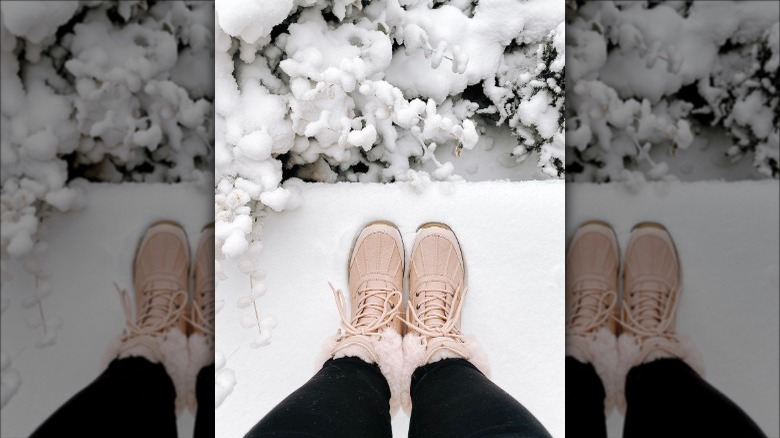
[566, 1, 779, 182]
[0, 1, 79, 44]
[249, 317, 277, 349]
[215, 350, 236, 409]
[1, 293, 21, 408]
[216, 0, 293, 45]
[1, 349, 21, 408]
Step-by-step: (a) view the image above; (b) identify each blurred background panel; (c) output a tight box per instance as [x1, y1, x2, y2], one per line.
[565, 1, 778, 436]
[1, 1, 214, 436]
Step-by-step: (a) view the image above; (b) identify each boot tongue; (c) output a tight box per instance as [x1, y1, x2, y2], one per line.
[423, 280, 450, 328]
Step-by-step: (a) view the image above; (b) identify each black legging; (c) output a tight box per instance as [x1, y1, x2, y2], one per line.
[566, 356, 767, 437]
[29, 357, 214, 438]
[246, 357, 552, 438]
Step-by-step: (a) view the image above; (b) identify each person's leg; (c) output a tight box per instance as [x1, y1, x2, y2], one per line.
[408, 358, 551, 438]
[34, 222, 192, 437]
[244, 356, 392, 438]
[564, 221, 620, 438]
[566, 357, 608, 438]
[246, 222, 405, 437]
[623, 358, 766, 438]
[402, 224, 551, 437]
[619, 224, 765, 437]
[193, 364, 215, 438]
[30, 357, 177, 438]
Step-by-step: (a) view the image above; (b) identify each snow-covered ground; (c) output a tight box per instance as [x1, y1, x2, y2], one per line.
[567, 180, 779, 438]
[1, 183, 212, 437]
[215, 180, 566, 438]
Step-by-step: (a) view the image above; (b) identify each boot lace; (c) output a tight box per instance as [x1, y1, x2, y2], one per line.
[187, 275, 215, 336]
[114, 278, 187, 340]
[403, 281, 466, 349]
[567, 275, 617, 335]
[188, 291, 215, 336]
[329, 282, 401, 363]
[620, 277, 680, 341]
[329, 282, 401, 338]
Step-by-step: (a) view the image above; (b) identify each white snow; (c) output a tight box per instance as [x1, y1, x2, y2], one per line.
[258, 187, 292, 213]
[517, 92, 557, 139]
[386, 0, 563, 103]
[216, 180, 565, 438]
[0, 183, 211, 437]
[0, 1, 79, 44]
[215, 350, 236, 408]
[347, 125, 378, 151]
[216, 0, 293, 45]
[567, 180, 779, 438]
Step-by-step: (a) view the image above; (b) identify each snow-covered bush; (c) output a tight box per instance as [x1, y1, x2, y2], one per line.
[565, 1, 778, 182]
[215, 0, 565, 279]
[707, 21, 779, 177]
[1, 1, 214, 264]
[477, 22, 565, 176]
